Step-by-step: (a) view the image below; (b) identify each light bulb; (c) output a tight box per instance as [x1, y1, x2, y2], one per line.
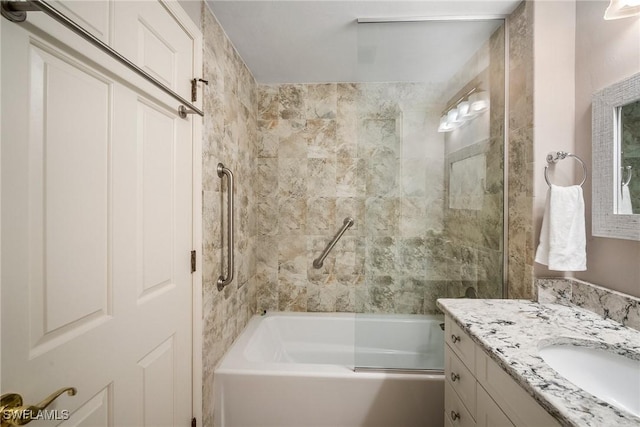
[469, 91, 489, 113]
[457, 101, 476, 120]
[437, 115, 453, 132]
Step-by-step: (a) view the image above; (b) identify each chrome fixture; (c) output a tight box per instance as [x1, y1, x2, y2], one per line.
[356, 15, 508, 24]
[217, 163, 235, 290]
[464, 287, 477, 298]
[544, 151, 588, 187]
[1, 0, 203, 118]
[312, 217, 354, 269]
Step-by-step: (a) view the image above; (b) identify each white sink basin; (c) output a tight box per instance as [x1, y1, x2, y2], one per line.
[539, 343, 640, 417]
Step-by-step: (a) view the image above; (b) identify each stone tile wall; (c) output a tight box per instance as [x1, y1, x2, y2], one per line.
[507, 0, 535, 299]
[254, 65, 508, 314]
[201, 6, 258, 427]
[255, 83, 453, 314]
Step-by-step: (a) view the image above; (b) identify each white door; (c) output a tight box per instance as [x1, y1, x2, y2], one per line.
[1, 1, 196, 425]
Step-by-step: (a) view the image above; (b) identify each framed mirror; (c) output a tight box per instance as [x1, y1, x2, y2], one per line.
[592, 72, 640, 240]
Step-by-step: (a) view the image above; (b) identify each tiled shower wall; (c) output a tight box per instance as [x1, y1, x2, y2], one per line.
[253, 25, 507, 314]
[254, 83, 444, 314]
[507, 0, 535, 299]
[201, 7, 258, 427]
[254, 79, 502, 313]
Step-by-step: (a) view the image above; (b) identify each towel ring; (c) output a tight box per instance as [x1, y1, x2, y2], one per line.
[544, 151, 587, 187]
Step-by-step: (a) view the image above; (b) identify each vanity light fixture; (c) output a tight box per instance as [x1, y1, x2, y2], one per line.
[437, 88, 489, 133]
[604, 0, 640, 20]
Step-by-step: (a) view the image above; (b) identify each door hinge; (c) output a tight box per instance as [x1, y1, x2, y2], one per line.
[191, 250, 196, 273]
[191, 417, 196, 427]
[191, 78, 209, 102]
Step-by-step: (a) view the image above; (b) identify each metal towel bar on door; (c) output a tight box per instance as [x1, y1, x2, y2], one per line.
[544, 151, 587, 187]
[1, 0, 204, 118]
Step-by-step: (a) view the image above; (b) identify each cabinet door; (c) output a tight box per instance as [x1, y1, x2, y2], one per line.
[476, 385, 514, 427]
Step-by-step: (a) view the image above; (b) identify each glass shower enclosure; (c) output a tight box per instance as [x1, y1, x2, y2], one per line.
[351, 18, 507, 371]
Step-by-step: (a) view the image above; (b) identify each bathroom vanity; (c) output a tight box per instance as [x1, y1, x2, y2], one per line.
[442, 314, 559, 427]
[437, 299, 640, 427]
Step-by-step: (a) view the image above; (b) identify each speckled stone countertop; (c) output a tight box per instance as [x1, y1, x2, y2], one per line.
[437, 299, 640, 427]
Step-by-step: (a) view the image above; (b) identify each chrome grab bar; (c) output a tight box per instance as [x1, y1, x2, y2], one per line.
[217, 163, 234, 290]
[313, 217, 354, 269]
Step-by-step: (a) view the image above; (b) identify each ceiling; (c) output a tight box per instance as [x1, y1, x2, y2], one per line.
[205, 1, 522, 84]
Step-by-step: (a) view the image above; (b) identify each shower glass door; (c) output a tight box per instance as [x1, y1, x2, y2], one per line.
[353, 18, 506, 371]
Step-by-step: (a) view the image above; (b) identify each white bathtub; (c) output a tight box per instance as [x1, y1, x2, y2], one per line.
[214, 312, 445, 427]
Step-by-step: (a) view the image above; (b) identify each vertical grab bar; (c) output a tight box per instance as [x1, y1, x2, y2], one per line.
[217, 163, 234, 291]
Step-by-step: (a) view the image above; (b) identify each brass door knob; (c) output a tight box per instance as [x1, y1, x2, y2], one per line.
[1, 387, 76, 426]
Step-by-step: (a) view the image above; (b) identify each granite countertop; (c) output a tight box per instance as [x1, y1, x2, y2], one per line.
[436, 299, 640, 427]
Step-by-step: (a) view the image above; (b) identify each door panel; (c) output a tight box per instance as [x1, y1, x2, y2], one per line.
[139, 101, 175, 300]
[138, 336, 175, 427]
[50, 0, 112, 43]
[114, 0, 194, 101]
[28, 43, 112, 350]
[59, 386, 112, 427]
[139, 20, 176, 88]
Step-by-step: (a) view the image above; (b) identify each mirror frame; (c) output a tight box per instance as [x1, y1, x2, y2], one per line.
[592, 72, 640, 241]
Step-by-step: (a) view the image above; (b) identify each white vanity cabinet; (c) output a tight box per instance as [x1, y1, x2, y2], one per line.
[443, 316, 560, 427]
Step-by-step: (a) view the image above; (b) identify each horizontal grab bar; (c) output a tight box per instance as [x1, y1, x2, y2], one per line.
[313, 217, 354, 269]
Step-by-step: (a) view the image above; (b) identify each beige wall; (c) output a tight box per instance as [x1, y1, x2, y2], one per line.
[532, 0, 576, 279]
[573, 1, 640, 297]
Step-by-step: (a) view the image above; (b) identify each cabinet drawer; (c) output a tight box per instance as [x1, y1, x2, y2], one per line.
[476, 384, 514, 427]
[445, 344, 476, 417]
[445, 381, 476, 427]
[475, 349, 561, 427]
[445, 316, 475, 371]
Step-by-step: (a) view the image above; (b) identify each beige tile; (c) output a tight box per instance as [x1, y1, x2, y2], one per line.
[279, 84, 306, 120]
[305, 84, 337, 119]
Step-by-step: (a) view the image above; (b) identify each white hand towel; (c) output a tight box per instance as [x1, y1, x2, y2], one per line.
[619, 184, 633, 214]
[535, 184, 586, 271]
